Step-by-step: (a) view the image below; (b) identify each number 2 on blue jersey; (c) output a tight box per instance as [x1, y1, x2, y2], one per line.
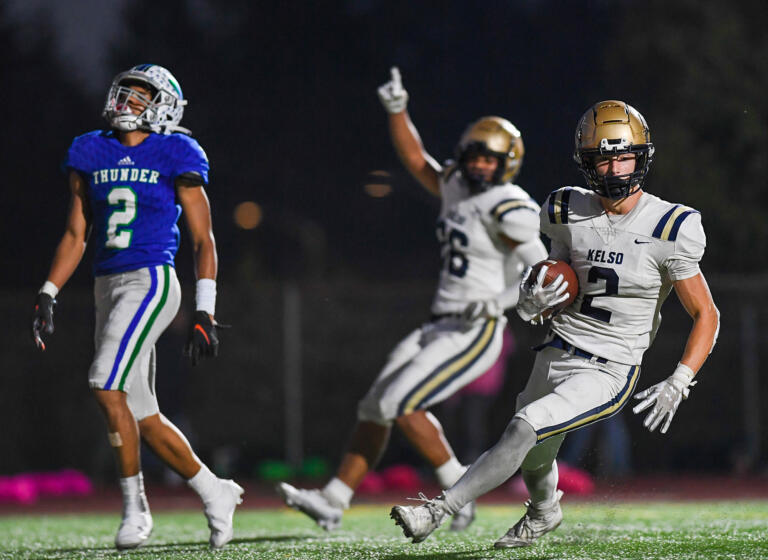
[105, 187, 137, 249]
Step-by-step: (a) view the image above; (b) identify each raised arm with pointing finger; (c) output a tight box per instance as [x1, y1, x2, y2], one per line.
[377, 67, 442, 196]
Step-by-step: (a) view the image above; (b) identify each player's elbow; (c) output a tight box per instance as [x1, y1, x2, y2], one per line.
[708, 304, 721, 354]
[61, 228, 87, 252]
[693, 301, 720, 355]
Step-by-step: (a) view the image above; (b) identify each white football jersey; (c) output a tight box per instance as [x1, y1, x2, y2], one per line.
[542, 187, 706, 365]
[431, 167, 542, 315]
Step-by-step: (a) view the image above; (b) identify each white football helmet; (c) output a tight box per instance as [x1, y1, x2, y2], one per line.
[103, 64, 189, 135]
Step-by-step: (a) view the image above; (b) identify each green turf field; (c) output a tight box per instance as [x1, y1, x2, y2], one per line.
[1, 501, 766, 559]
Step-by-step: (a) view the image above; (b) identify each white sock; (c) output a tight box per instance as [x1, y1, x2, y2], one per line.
[323, 477, 353, 509]
[120, 472, 147, 514]
[443, 419, 536, 515]
[523, 460, 560, 507]
[435, 457, 466, 488]
[187, 464, 219, 503]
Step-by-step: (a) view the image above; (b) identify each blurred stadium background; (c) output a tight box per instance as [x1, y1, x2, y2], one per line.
[2, 0, 766, 500]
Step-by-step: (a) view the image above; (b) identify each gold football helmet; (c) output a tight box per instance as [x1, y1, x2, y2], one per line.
[573, 100, 654, 199]
[455, 116, 524, 190]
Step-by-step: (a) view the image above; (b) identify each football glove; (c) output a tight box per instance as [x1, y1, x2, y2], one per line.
[632, 363, 696, 434]
[184, 311, 219, 366]
[461, 299, 502, 324]
[516, 265, 569, 323]
[377, 66, 409, 114]
[32, 293, 56, 351]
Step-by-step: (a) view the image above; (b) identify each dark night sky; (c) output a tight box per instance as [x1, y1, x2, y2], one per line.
[2, 0, 765, 288]
[1, 0, 644, 287]
[2, 0, 767, 476]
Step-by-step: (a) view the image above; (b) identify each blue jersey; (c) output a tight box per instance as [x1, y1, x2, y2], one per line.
[66, 130, 209, 276]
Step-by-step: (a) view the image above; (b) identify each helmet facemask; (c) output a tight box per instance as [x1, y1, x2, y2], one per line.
[458, 141, 506, 192]
[579, 143, 654, 200]
[104, 81, 158, 132]
[573, 100, 654, 200]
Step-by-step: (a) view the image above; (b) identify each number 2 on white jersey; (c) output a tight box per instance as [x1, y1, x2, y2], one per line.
[105, 187, 137, 249]
[580, 266, 619, 322]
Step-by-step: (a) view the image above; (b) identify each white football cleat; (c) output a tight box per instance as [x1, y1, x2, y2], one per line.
[390, 493, 448, 543]
[449, 499, 476, 531]
[494, 489, 564, 548]
[115, 498, 153, 550]
[204, 479, 244, 549]
[276, 482, 343, 531]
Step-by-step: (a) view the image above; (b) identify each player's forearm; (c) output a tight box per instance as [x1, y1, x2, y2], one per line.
[679, 304, 720, 374]
[46, 231, 87, 290]
[389, 112, 427, 168]
[388, 112, 440, 189]
[192, 235, 218, 281]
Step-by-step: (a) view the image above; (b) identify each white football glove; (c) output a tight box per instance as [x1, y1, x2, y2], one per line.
[632, 363, 696, 434]
[377, 66, 409, 114]
[516, 265, 569, 323]
[461, 299, 502, 324]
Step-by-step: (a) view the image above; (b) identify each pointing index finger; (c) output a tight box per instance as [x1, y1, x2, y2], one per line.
[390, 66, 402, 92]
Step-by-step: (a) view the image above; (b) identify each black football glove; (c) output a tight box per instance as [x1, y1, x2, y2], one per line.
[184, 311, 220, 366]
[32, 293, 56, 351]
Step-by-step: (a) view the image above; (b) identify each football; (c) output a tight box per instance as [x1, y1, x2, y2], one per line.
[525, 259, 579, 313]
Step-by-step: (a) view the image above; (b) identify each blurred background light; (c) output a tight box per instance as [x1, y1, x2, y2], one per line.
[364, 170, 393, 198]
[234, 201, 263, 229]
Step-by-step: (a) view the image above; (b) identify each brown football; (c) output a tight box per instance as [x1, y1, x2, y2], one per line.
[525, 259, 579, 313]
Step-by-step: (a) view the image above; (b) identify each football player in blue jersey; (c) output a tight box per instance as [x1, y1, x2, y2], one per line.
[31, 64, 243, 550]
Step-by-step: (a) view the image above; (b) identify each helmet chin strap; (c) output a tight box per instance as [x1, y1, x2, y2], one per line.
[463, 172, 494, 192]
[599, 175, 641, 200]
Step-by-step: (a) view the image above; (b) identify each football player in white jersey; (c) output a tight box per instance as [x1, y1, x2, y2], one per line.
[277, 67, 547, 532]
[391, 100, 720, 549]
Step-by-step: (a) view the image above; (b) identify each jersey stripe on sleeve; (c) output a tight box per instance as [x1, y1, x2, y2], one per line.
[547, 188, 572, 225]
[490, 198, 539, 221]
[652, 205, 699, 241]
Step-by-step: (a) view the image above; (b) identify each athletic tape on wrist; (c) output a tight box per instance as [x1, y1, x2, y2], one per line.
[40, 281, 59, 298]
[195, 278, 216, 316]
[108, 432, 123, 447]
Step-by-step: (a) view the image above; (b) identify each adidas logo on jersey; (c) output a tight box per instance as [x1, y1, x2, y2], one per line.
[117, 156, 135, 166]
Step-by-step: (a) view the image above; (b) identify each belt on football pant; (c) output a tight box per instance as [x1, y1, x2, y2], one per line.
[534, 333, 608, 364]
[430, 312, 463, 322]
